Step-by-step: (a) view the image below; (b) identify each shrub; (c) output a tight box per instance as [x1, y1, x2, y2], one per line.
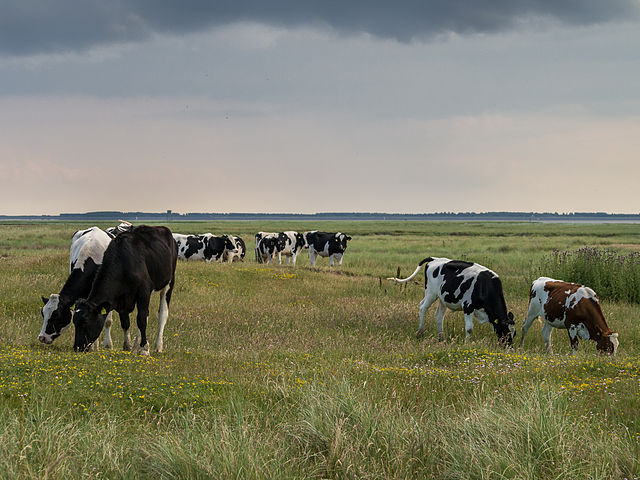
[540, 247, 640, 303]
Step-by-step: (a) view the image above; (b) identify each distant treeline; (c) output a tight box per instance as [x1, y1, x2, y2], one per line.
[1, 211, 640, 222]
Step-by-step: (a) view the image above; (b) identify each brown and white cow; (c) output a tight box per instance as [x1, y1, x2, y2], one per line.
[519, 277, 619, 354]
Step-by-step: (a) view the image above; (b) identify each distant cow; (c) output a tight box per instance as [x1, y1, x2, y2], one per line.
[222, 236, 246, 263]
[254, 232, 279, 263]
[388, 257, 515, 345]
[305, 231, 351, 267]
[173, 233, 237, 262]
[39, 226, 114, 348]
[256, 233, 285, 264]
[520, 277, 619, 354]
[275, 231, 307, 265]
[72, 225, 177, 354]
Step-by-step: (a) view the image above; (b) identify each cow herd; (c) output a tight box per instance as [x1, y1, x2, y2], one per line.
[39, 223, 618, 356]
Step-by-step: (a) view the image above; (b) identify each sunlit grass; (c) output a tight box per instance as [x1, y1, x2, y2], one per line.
[1, 221, 639, 478]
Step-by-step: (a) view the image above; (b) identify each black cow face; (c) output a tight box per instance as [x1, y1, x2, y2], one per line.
[337, 234, 352, 251]
[494, 312, 516, 347]
[73, 299, 109, 351]
[39, 296, 72, 344]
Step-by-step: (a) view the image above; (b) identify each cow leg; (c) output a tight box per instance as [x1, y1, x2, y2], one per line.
[119, 311, 133, 351]
[309, 249, 317, 267]
[568, 328, 580, 354]
[291, 252, 297, 265]
[519, 305, 540, 349]
[464, 313, 474, 342]
[417, 291, 439, 339]
[103, 311, 114, 350]
[542, 322, 553, 354]
[154, 284, 171, 353]
[277, 252, 282, 265]
[329, 254, 335, 267]
[335, 253, 343, 266]
[134, 294, 151, 356]
[433, 300, 447, 341]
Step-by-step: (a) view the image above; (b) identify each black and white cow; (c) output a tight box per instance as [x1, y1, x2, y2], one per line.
[275, 231, 308, 265]
[222, 236, 246, 263]
[39, 226, 114, 349]
[72, 225, 177, 354]
[254, 232, 278, 263]
[256, 233, 285, 264]
[388, 257, 516, 345]
[304, 231, 351, 267]
[173, 233, 237, 262]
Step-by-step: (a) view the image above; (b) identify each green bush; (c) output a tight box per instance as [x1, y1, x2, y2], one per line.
[540, 247, 640, 303]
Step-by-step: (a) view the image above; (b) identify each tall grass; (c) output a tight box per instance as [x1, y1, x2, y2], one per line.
[540, 247, 640, 303]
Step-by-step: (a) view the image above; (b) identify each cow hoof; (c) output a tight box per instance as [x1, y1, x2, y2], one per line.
[416, 330, 425, 339]
[437, 333, 445, 342]
[104, 342, 113, 350]
[123, 343, 131, 352]
[139, 344, 150, 356]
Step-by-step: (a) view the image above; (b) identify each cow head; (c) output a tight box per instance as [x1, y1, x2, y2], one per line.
[596, 332, 619, 355]
[493, 311, 516, 347]
[38, 294, 72, 344]
[222, 235, 238, 254]
[72, 299, 109, 351]
[336, 233, 352, 252]
[295, 232, 308, 250]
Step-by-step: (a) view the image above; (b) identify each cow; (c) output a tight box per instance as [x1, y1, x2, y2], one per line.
[72, 225, 177, 355]
[275, 231, 307, 265]
[222, 235, 246, 263]
[173, 233, 237, 262]
[388, 257, 516, 346]
[256, 233, 285, 264]
[38, 226, 114, 349]
[254, 232, 278, 263]
[304, 231, 351, 267]
[519, 277, 619, 355]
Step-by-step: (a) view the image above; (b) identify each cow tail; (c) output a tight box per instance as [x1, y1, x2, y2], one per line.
[418, 257, 434, 267]
[387, 257, 433, 283]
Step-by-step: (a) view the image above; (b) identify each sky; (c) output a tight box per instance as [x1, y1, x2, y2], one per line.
[1, 1, 640, 215]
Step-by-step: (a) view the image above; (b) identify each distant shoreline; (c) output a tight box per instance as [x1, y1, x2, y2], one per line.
[1, 211, 640, 223]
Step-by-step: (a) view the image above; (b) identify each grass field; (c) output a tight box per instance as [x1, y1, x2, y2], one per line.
[1, 221, 639, 479]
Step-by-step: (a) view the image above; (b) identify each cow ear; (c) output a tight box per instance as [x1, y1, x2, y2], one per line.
[42, 296, 49, 305]
[346, 236, 352, 241]
[98, 302, 110, 316]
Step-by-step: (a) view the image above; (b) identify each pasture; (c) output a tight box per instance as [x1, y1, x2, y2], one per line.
[1, 221, 639, 479]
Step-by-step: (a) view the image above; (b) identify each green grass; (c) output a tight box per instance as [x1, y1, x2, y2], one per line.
[1, 221, 640, 479]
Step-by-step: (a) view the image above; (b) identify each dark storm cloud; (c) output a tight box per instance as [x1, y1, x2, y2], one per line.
[2, 0, 639, 55]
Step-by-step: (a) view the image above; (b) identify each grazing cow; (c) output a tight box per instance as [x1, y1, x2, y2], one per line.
[173, 233, 237, 262]
[72, 225, 177, 354]
[304, 231, 351, 267]
[222, 236, 246, 263]
[520, 277, 619, 355]
[254, 232, 278, 263]
[388, 257, 515, 345]
[256, 233, 285, 264]
[275, 231, 308, 265]
[39, 226, 114, 349]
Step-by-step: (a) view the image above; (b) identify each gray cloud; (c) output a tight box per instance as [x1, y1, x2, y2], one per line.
[2, 0, 639, 56]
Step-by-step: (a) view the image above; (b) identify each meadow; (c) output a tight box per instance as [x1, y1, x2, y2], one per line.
[0, 220, 639, 479]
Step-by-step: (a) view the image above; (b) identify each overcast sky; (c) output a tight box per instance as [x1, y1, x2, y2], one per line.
[1, 1, 639, 215]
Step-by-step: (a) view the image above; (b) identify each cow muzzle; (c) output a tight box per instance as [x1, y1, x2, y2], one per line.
[38, 334, 53, 344]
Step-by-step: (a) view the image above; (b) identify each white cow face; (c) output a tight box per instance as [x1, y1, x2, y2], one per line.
[39, 294, 72, 344]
